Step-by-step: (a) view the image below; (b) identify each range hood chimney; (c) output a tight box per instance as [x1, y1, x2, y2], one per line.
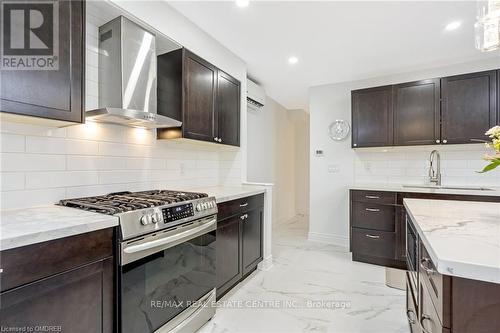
[86, 16, 181, 129]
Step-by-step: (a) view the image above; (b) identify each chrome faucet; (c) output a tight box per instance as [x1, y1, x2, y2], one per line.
[429, 150, 441, 186]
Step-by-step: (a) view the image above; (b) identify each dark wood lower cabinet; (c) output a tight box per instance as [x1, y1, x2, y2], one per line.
[216, 194, 264, 299]
[0, 229, 115, 333]
[350, 189, 500, 270]
[242, 208, 263, 275]
[0, 258, 113, 333]
[216, 215, 242, 296]
[406, 214, 500, 333]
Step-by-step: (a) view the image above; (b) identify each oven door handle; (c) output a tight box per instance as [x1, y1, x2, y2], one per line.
[122, 218, 216, 263]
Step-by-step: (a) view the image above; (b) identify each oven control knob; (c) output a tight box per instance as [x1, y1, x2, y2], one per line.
[208, 202, 214, 208]
[196, 204, 202, 212]
[140, 214, 152, 225]
[152, 212, 161, 224]
[203, 202, 208, 210]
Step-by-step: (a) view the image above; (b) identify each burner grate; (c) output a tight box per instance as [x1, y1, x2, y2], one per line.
[59, 190, 208, 215]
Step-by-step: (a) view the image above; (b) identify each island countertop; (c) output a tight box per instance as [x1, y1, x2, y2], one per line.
[403, 198, 500, 284]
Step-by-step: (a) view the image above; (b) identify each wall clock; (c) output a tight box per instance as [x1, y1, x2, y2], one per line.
[328, 120, 350, 141]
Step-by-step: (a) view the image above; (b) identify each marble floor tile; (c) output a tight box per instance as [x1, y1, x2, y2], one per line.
[197, 217, 408, 333]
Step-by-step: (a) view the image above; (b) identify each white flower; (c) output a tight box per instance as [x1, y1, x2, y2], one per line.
[485, 126, 500, 138]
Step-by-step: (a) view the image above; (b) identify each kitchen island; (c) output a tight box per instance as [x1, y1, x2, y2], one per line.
[403, 198, 500, 333]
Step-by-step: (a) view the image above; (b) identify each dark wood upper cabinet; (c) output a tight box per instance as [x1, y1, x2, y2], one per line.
[393, 79, 440, 146]
[217, 71, 241, 146]
[351, 86, 393, 148]
[183, 50, 218, 142]
[157, 48, 241, 147]
[0, 0, 85, 124]
[441, 70, 497, 144]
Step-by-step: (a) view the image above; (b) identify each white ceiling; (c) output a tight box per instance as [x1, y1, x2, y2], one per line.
[168, 1, 500, 110]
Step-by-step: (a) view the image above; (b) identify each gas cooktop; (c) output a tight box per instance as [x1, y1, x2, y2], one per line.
[59, 190, 217, 240]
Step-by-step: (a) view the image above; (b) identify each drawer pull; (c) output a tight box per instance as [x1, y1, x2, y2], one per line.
[365, 208, 380, 212]
[240, 203, 248, 207]
[365, 234, 380, 239]
[420, 314, 432, 333]
[240, 214, 248, 220]
[406, 309, 416, 325]
[420, 258, 435, 275]
[365, 195, 380, 199]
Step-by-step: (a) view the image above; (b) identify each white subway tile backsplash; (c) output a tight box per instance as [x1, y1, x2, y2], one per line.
[66, 156, 124, 171]
[1, 153, 66, 171]
[26, 171, 99, 189]
[1, 173, 25, 191]
[1, 188, 66, 210]
[1, 134, 25, 152]
[26, 136, 99, 155]
[354, 146, 500, 187]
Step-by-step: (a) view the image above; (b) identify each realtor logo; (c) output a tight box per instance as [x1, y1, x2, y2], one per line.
[1, 0, 59, 70]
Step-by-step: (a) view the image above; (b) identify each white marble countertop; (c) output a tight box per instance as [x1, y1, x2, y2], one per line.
[0, 206, 118, 251]
[404, 198, 500, 284]
[0, 185, 267, 251]
[352, 183, 500, 197]
[189, 185, 267, 203]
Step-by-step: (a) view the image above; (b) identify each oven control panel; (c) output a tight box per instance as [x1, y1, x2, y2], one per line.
[163, 203, 194, 223]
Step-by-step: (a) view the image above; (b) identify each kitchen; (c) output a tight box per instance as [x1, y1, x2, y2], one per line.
[0, 1, 499, 333]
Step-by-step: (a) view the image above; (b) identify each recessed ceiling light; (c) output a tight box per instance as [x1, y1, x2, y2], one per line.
[235, 0, 249, 8]
[288, 56, 299, 65]
[445, 21, 462, 31]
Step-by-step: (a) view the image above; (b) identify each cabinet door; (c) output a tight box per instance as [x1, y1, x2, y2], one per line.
[352, 86, 393, 147]
[0, 0, 85, 123]
[216, 215, 242, 297]
[183, 50, 217, 142]
[216, 70, 240, 146]
[406, 279, 421, 333]
[394, 79, 440, 146]
[441, 70, 497, 144]
[0, 258, 114, 333]
[242, 208, 263, 275]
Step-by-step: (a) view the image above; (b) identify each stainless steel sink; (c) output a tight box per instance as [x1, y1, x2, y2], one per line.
[402, 185, 494, 191]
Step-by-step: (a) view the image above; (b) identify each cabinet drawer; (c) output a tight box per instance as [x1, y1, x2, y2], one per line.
[351, 228, 395, 259]
[351, 190, 396, 205]
[406, 276, 420, 333]
[351, 202, 395, 231]
[419, 242, 451, 328]
[0, 228, 114, 292]
[217, 194, 264, 220]
[419, 281, 451, 333]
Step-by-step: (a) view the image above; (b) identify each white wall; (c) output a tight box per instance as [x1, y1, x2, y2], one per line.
[247, 97, 308, 224]
[309, 58, 500, 247]
[0, 1, 247, 210]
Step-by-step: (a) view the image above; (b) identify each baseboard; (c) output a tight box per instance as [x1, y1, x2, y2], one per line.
[257, 255, 273, 271]
[308, 232, 349, 249]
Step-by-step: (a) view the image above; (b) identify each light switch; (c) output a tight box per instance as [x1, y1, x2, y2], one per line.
[315, 150, 324, 157]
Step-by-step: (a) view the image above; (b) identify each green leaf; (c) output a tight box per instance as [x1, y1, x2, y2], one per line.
[477, 161, 500, 173]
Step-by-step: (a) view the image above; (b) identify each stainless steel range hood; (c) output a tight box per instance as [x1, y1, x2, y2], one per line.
[86, 16, 181, 129]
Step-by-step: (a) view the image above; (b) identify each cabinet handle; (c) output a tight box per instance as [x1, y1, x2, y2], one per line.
[240, 203, 248, 207]
[420, 314, 432, 333]
[442, 139, 447, 144]
[365, 208, 380, 212]
[365, 234, 380, 239]
[240, 214, 248, 220]
[435, 139, 440, 144]
[406, 309, 416, 325]
[365, 195, 380, 199]
[214, 137, 218, 141]
[218, 138, 222, 143]
[420, 258, 435, 275]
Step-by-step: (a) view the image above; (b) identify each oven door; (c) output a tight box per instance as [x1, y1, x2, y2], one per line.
[119, 216, 216, 333]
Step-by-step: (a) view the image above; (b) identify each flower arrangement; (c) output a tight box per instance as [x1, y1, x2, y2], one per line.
[479, 126, 500, 173]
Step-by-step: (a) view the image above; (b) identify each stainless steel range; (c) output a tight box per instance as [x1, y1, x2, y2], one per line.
[60, 190, 217, 333]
